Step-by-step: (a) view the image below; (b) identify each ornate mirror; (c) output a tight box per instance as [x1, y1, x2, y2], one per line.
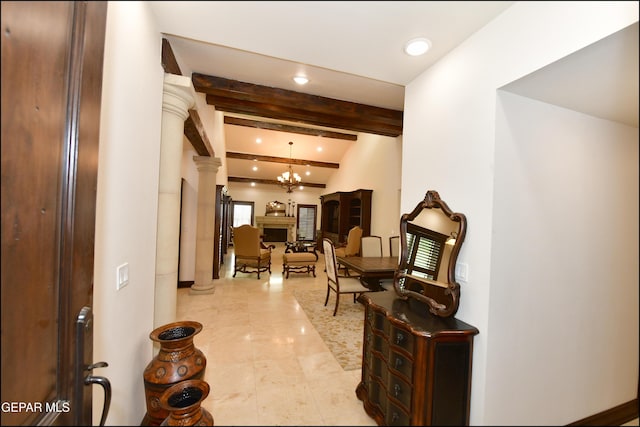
[393, 190, 467, 317]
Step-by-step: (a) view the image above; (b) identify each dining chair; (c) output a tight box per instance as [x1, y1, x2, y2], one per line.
[322, 238, 373, 316]
[380, 235, 401, 291]
[389, 235, 400, 258]
[361, 235, 383, 257]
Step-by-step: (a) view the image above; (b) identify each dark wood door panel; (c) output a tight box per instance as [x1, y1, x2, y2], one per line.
[1, 2, 107, 425]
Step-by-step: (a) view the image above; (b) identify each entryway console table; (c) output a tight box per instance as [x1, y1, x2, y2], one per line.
[356, 190, 479, 425]
[356, 292, 478, 425]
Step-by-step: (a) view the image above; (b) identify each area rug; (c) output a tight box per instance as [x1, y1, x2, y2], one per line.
[293, 288, 365, 371]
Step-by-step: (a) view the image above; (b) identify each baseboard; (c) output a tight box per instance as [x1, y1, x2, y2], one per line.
[568, 399, 639, 426]
[178, 280, 194, 289]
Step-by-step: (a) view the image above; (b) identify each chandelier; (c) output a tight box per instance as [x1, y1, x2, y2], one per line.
[277, 141, 302, 193]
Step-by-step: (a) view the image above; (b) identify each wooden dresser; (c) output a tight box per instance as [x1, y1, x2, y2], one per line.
[356, 292, 479, 426]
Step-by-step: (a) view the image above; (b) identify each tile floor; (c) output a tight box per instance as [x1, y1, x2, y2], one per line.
[176, 243, 377, 426]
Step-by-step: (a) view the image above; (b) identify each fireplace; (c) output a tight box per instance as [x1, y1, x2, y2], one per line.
[263, 228, 288, 242]
[256, 216, 296, 242]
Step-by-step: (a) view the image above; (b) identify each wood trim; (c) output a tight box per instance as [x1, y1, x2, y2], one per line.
[226, 151, 339, 169]
[228, 176, 326, 189]
[161, 38, 211, 156]
[224, 116, 357, 141]
[161, 38, 182, 75]
[185, 110, 213, 156]
[193, 73, 403, 137]
[567, 399, 639, 426]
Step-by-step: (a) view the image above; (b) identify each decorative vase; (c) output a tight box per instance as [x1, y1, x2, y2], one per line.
[141, 321, 207, 426]
[159, 379, 214, 426]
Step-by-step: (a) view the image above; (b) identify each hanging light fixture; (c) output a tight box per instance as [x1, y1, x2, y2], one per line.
[277, 141, 302, 193]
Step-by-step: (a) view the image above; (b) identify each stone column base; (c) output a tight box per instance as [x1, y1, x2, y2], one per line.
[189, 283, 215, 295]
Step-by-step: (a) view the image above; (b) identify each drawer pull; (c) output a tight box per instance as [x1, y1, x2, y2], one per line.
[394, 383, 402, 397]
[391, 412, 399, 422]
[396, 332, 404, 344]
[394, 357, 403, 369]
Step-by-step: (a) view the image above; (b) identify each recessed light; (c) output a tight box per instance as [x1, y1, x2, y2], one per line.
[404, 37, 431, 56]
[293, 76, 309, 85]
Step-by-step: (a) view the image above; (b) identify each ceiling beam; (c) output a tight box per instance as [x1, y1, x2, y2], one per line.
[224, 116, 357, 141]
[226, 152, 339, 169]
[192, 73, 403, 137]
[162, 39, 213, 156]
[228, 176, 326, 189]
[185, 110, 213, 156]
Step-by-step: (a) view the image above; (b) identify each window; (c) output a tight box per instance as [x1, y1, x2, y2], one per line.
[232, 201, 254, 227]
[296, 204, 317, 241]
[405, 224, 447, 280]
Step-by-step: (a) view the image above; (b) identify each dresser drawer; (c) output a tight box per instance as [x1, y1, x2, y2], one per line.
[388, 373, 412, 412]
[390, 324, 414, 354]
[367, 376, 387, 413]
[371, 353, 388, 379]
[389, 349, 413, 380]
[368, 309, 390, 336]
[385, 400, 410, 426]
[371, 331, 389, 357]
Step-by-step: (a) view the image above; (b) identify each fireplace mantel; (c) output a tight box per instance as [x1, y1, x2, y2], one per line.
[256, 216, 296, 241]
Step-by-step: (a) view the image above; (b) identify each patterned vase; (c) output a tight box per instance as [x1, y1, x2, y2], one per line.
[159, 379, 214, 426]
[141, 321, 207, 426]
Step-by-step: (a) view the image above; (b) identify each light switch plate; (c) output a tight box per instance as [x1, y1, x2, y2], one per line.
[455, 262, 469, 282]
[117, 263, 129, 290]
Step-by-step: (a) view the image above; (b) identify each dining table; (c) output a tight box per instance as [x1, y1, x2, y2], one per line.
[335, 255, 399, 290]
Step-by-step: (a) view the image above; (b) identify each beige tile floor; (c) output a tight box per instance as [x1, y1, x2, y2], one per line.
[176, 243, 377, 426]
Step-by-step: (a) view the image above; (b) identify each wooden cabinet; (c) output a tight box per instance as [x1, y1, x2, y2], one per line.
[319, 189, 372, 246]
[356, 292, 479, 426]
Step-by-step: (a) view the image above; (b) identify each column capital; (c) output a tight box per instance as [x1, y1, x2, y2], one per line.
[193, 156, 222, 174]
[163, 73, 195, 120]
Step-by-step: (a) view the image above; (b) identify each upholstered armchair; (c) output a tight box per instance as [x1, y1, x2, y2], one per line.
[334, 226, 363, 276]
[232, 224, 272, 279]
[335, 226, 363, 257]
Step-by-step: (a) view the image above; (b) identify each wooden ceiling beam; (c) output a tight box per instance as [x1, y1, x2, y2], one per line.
[162, 38, 213, 156]
[226, 151, 339, 169]
[228, 176, 326, 189]
[224, 116, 357, 141]
[193, 73, 403, 137]
[185, 110, 213, 156]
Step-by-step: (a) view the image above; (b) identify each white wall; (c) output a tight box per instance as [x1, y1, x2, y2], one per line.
[487, 91, 639, 424]
[93, 2, 164, 425]
[402, 1, 638, 424]
[324, 132, 403, 255]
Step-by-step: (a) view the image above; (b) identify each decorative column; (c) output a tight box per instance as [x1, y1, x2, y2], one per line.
[154, 74, 195, 329]
[190, 156, 222, 295]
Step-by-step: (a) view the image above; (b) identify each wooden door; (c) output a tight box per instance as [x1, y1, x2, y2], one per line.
[1, 2, 108, 425]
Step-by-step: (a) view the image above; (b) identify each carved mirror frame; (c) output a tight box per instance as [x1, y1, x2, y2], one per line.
[393, 190, 467, 317]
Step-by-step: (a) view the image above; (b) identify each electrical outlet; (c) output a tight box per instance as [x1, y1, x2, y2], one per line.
[455, 262, 469, 282]
[117, 263, 129, 290]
